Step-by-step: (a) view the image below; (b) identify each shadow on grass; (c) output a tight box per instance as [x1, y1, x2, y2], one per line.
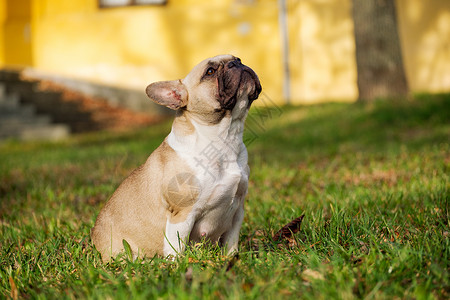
[246, 93, 450, 164]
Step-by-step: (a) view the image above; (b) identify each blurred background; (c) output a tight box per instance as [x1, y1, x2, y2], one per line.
[0, 0, 449, 139]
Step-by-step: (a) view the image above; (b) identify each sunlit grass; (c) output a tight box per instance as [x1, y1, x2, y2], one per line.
[1, 94, 449, 298]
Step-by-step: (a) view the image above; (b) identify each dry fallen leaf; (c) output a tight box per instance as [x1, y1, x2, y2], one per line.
[272, 215, 305, 242]
[9, 277, 18, 300]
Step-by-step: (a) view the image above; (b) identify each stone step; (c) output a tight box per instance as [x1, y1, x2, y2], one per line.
[0, 83, 5, 98]
[0, 116, 70, 139]
[0, 114, 52, 127]
[19, 124, 70, 141]
[0, 122, 70, 141]
[0, 102, 35, 117]
[1, 69, 162, 139]
[0, 92, 20, 106]
[0, 83, 69, 141]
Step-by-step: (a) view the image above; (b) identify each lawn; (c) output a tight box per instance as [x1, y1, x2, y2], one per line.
[1, 94, 449, 299]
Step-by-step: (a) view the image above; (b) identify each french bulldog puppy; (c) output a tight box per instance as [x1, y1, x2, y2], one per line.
[91, 55, 261, 262]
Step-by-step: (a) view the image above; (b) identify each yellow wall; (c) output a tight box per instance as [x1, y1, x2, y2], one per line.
[30, 0, 284, 99]
[288, 0, 357, 102]
[1, 0, 449, 103]
[0, 0, 5, 66]
[1, 0, 33, 67]
[397, 0, 450, 93]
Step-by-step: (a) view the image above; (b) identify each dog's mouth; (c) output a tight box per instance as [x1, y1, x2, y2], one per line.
[218, 63, 261, 111]
[243, 68, 262, 104]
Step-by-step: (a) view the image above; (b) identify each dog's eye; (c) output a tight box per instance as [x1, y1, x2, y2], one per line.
[206, 67, 216, 76]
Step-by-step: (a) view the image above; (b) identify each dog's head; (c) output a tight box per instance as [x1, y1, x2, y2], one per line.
[146, 55, 261, 124]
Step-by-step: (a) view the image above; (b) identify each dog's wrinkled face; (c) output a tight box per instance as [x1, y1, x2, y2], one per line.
[146, 55, 261, 124]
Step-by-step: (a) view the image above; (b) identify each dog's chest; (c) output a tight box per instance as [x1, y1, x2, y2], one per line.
[189, 145, 248, 208]
[190, 162, 248, 242]
[167, 130, 248, 241]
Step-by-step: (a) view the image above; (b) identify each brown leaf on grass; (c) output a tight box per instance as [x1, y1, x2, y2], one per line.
[9, 277, 18, 300]
[272, 215, 305, 242]
[241, 282, 254, 292]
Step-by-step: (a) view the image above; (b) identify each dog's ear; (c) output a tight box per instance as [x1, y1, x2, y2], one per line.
[145, 80, 188, 110]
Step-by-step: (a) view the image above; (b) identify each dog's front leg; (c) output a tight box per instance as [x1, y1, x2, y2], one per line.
[221, 202, 245, 255]
[163, 213, 197, 257]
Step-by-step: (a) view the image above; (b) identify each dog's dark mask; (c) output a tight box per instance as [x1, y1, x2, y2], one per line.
[217, 58, 262, 111]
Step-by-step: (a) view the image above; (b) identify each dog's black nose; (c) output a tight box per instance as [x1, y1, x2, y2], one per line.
[227, 58, 242, 68]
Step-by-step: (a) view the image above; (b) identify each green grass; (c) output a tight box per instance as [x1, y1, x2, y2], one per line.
[1, 94, 449, 299]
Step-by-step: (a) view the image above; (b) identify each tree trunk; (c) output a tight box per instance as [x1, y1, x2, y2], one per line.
[352, 0, 409, 102]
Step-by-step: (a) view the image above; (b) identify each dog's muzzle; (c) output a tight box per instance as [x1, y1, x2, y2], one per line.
[219, 58, 261, 110]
